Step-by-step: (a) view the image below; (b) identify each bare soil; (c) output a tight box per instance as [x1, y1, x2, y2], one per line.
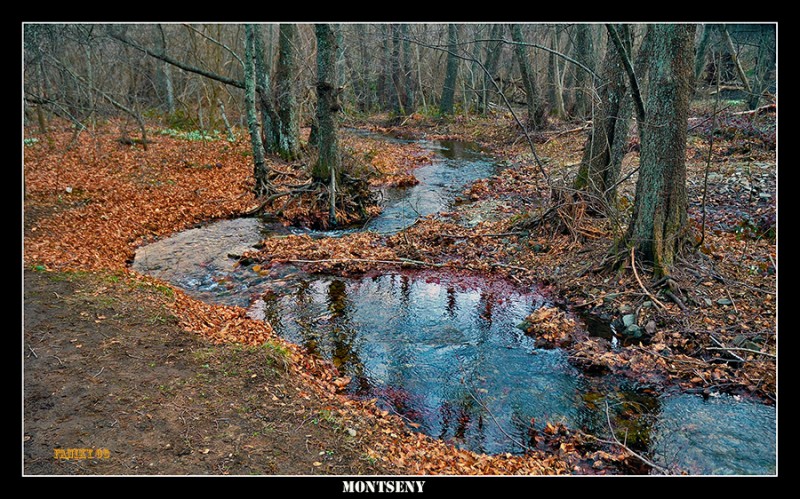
[23, 269, 394, 475]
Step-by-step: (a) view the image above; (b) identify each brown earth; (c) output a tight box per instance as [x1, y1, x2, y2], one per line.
[23, 268, 395, 475]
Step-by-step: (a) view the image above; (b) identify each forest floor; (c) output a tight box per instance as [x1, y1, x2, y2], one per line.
[22, 103, 776, 476]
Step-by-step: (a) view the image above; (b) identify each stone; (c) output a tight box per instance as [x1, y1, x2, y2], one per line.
[622, 314, 637, 328]
[645, 320, 657, 335]
[346, 428, 357, 437]
[642, 301, 653, 308]
[624, 325, 642, 338]
[704, 298, 713, 307]
[717, 298, 733, 306]
[619, 304, 633, 315]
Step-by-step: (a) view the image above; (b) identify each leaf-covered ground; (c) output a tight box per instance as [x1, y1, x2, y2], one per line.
[24, 105, 776, 475]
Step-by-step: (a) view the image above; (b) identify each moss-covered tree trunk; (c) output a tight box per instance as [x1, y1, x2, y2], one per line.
[244, 24, 271, 198]
[623, 24, 695, 278]
[313, 24, 342, 225]
[274, 24, 300, 160]
[510, 24, 545, 131]
[439, 24, 459, 115]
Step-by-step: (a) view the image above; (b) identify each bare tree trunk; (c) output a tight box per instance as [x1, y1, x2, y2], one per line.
[439, 24, 460, 115]
[252, 26, 279, 156]
[511, 24, 545, 130]
[401, 24, 415, 112]
[155, 24, 175, 114]
[721, 25, 752, 94]
[622, 24, 695, 278]
[548, 28, 566, 119]
[481, 24, 505, 113]
[313, 24, 343, 227]
[747, 25, 776, 110]
[390, 24, 404, 115]
[274, 24, 300, 160]
[244, 24, 271, 198]
[573, 24, 595, 119]
[694, 24, 712, 90]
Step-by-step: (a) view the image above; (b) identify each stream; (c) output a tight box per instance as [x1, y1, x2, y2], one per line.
[132, 135, 776, 475]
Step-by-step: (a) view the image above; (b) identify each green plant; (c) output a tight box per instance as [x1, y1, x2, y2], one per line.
[24, 137, 39, 147]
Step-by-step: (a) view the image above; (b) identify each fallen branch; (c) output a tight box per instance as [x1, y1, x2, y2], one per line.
[288, 257, 443, 268]
[543, 124, 590, 144]
[705, 347, 775, 359]
[663, 290, 687, 312]
[631, 247, 667, 311]
[441, 231, 529, 239]
[708, 335, 745, 363]
[730, 103, 775, 116]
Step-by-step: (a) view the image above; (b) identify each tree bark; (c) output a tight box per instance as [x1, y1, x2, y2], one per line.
[252, 26, 279, 156]
[510, 24, 545, 130]
[314, 24, 342, 225]
[572, 24, 595, 119]
[401, 24, 415, 112]
[623, 24, 695, 278]
[747, 25, 776, 110]
[548, 28, 566, 119]
[390, 24, 404, 114]
[244, 25, 271, 198]
[574, 25, 631, 204]
[480, 24, 505, 113]
[694, 24, 712, 89]
[439, 24, 460, 115]
[274, 24, 300, 160]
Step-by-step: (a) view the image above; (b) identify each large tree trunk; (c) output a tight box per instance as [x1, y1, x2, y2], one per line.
[274, 24, 300, 160]
[313, 23, 342, 225]
[510, 24, 545, 130]
[244, 24, 271, 198]
[623, 24, 695, 278]
[439, 24, 459, 115]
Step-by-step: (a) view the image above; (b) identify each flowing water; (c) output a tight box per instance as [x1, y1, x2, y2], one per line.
[132, 136, 776, 475]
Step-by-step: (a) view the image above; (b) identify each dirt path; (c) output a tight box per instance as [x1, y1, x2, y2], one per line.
[23, 269, 394, 475]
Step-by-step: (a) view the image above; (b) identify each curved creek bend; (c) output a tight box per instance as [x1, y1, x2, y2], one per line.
[133, 137, 775, 475]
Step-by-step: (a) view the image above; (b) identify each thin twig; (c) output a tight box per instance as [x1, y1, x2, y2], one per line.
[631, 247, 667, 310]
[708, 336, 746, 363]
[92, 367, 105, 378]
[705, 347, 775, 359]
[288, 257, 443, 267]
[725, 288, 739, 315]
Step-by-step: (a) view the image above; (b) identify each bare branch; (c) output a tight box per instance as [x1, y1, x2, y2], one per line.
[107, 28, 245, 89]
[182, 23, 244, 67]
[606, 24, 646, 124]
